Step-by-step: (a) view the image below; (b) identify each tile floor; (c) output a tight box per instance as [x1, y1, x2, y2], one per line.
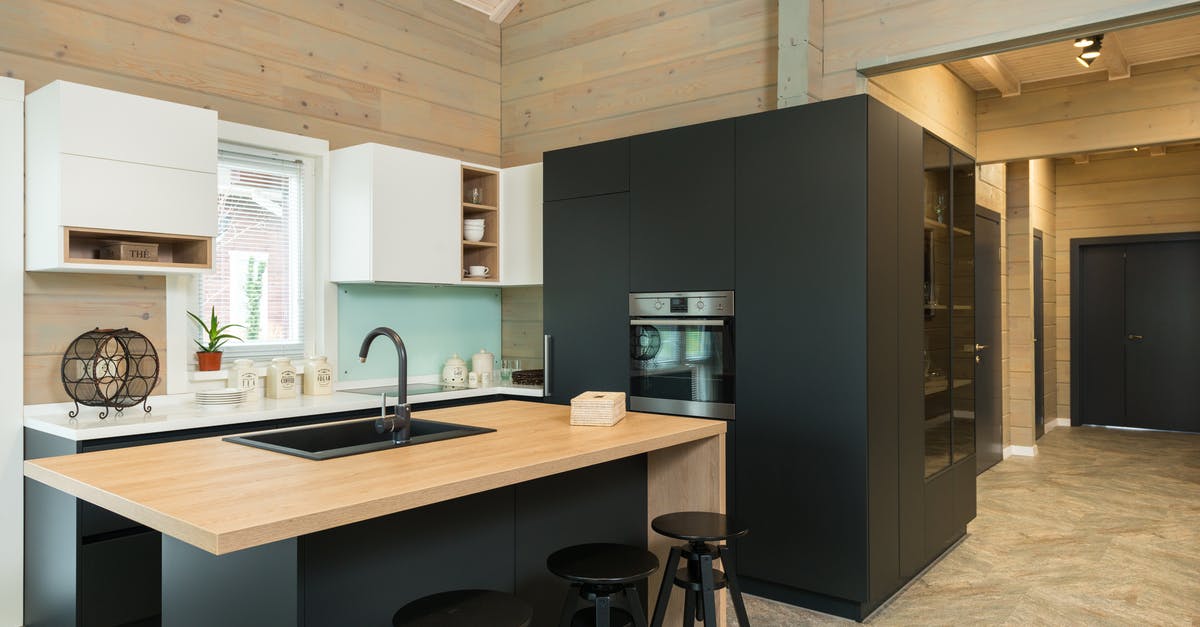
[726, 425, 1200, 625]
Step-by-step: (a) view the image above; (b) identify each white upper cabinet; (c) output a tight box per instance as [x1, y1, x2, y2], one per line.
[25, 81, 218, 273]
[330, 143, 460, 284]
[500, 163, 543, 285]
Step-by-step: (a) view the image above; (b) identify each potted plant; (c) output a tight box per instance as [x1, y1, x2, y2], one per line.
[188, 307, 244, 371]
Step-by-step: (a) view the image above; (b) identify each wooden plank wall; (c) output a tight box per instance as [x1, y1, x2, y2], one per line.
[1054, 145, 1200, 421]
[24, 274, 167, 404]
[977, 57, 1200, 164]
[0, 0, 501, 165]
[1030, 159, 1057, 436]
[976, 164, 1009, 446]
[499, 0, 778, 166]
[500, 286, 543, 370]
[821, 0, 1200, 99]
[867, 65, 977, 156]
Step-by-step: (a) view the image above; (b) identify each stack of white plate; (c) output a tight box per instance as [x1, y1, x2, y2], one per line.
[195, 388, 248, 407]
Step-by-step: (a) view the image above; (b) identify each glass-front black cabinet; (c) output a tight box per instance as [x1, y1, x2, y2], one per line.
[922, 133, 976, 478]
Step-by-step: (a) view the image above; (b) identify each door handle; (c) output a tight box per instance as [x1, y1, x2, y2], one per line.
[974, 344, 989, 351]
[543, 334, 552, 397]
[1127, 333, 1144, 341]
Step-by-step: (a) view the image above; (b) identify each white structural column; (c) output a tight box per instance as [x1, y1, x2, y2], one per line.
[0, 76, 24, 626]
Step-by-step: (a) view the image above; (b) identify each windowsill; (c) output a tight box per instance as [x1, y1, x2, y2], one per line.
[190, 366, 269, 382]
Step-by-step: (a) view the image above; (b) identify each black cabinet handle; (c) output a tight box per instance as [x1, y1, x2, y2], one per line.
[543, 334, 552, 397]
[1127, 333, 1144, 341]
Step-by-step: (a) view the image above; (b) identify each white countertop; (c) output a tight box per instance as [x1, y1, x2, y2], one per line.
[24, 381, 544, 441]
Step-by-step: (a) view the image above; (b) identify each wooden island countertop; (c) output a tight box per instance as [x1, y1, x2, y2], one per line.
[24, 400, 726, 556]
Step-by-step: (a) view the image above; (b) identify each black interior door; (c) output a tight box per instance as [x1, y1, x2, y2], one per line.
[1033, 231, 1045, 438]
[1076, 237, 1200, 433]
[1078, 245, 1127, 427]
[1124, 240, 1200, 432]
[974, 210, 1002, 473]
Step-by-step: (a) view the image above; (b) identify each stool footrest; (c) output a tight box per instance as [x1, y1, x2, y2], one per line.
[673, 567, 728, 592]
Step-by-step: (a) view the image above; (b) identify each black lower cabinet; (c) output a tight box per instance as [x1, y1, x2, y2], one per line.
[543, 193, 630, 405]
[155, 457, 647, 627]
[732, 95, 974, 620]
[23, 401, 530, 627]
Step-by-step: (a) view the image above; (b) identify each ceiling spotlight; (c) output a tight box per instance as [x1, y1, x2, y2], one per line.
[1076, 54, 1094, 67]
[1074, 36, 1096, 48]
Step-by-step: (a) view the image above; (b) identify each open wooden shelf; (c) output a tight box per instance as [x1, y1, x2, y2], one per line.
[462, 166, 499, 282]
[64, 227, 212, 270]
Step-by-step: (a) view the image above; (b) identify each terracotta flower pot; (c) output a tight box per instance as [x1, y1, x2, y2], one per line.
[196, 351, 223, 372]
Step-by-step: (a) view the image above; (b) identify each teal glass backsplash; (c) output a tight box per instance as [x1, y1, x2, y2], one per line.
[337, 284, 501, 380]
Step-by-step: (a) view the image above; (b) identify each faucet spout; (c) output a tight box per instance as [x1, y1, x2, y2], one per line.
[359, 326, 411, 443]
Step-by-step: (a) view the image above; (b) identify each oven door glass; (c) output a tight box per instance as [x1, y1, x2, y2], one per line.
[629, 318, 734, 405]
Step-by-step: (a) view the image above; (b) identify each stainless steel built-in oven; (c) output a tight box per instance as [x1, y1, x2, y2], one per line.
[629, 291, 734, 419]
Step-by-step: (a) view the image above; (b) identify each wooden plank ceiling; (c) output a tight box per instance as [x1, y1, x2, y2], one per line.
[946, 14, 1200, 95]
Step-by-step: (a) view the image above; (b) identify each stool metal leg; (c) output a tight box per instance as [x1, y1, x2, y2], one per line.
[699, 554, 717, 627]
[650, 546, 682, 627]
[682, 591, 695, 626]
[595, 595, 611, 627]
[625, 585, 648, 627]
[719, 545, 751, 627]
[559, 584, 581, 627]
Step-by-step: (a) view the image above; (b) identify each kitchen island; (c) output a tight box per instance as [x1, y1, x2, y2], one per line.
[24, 400, 725, 626]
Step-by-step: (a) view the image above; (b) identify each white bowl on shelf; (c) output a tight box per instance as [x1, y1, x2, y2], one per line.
[464, 227, 485, 242]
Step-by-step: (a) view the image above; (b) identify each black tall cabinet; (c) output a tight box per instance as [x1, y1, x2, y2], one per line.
[540, 95, 977, 621]
[542, 138, 631, 405]
[733, 96, 975, 619]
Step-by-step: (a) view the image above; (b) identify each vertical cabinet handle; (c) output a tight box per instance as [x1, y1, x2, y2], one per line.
[543, 334, 552, 397]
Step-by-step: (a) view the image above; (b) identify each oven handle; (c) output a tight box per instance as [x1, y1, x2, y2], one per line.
[630, 318, 727, 327]
[543, 334, 552, 398]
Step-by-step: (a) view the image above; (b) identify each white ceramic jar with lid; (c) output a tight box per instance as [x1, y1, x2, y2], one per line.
[303, 356, 334, 395]
[471, 349, 494, 375]
[266, 357, 298, 399]
[228, 358, 257, 393]
[442, 354, 467, 386]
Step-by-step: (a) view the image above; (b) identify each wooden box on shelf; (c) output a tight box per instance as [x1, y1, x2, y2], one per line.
[462, 165, 500, 283]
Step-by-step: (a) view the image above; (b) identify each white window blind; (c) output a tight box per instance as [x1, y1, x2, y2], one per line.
[197, 148, 305, 360]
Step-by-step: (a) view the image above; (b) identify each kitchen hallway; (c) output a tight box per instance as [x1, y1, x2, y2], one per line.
[730, 426, 1200, 625]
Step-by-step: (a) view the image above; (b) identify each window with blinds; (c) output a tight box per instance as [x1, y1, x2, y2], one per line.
[197, 148, 306, 360]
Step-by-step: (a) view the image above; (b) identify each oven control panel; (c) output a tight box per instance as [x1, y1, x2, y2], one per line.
[629, 291, 734, 317]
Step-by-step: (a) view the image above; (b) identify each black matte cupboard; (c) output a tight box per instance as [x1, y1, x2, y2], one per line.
[540, 94, 977, 621]
[542, 193, 631, 404]
[733, 96, 976, 620]
[629, 120, 735, 292]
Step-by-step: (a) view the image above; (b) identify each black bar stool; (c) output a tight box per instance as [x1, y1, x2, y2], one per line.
[649, 512, 751, 627]
[392, 589, 533, 627]
[548, 542, 659, 627]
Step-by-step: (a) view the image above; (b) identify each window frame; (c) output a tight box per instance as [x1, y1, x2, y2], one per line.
[197, 142, 316, 362]
[167, 122, 330, 393]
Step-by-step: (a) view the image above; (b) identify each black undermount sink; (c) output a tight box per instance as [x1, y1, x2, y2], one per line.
[224, 417, 495, 460]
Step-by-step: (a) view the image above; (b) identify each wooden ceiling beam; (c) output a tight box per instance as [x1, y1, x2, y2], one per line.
[490, 0, 520, 23]
[1103, 32, 1131, 80]
[968, 55, 1021, 97]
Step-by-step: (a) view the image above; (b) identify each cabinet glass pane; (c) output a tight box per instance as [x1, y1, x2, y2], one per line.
[923, 134, 952, 478]
[951, 151, 976, 462]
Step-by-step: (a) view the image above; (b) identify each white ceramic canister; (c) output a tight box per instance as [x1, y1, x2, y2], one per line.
[471, 349, 495, 377]
[266, 357, 298, 399]
[303, 356, 334, 395]
[442, 354, 467, 386]
[228, 359, 258, 393]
